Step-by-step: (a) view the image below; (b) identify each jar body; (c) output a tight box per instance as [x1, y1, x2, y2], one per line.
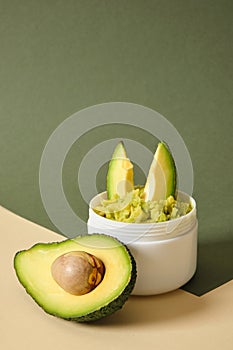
[87, 191, 198, 295]
[127, 224, 197, 295]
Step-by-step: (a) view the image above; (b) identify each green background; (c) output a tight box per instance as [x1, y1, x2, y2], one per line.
[1, 0, 232, 295]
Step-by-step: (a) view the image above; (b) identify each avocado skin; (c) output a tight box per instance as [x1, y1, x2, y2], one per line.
[161, 141, 177, 197]
[14, 234, 137, 323]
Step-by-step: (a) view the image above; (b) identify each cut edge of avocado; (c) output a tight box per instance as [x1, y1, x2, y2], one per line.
[144, 141, 177, 202]
[107, 141, 134, 199]
[14, 234, 137, 323]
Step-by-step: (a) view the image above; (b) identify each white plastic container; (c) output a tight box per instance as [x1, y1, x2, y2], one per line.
[87, 191, 198, 296]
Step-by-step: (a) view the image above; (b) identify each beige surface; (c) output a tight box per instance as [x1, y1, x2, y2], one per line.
[1, 205, 233, 350]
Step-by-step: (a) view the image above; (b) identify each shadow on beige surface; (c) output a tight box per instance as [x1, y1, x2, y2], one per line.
[92, 291, 207, 328]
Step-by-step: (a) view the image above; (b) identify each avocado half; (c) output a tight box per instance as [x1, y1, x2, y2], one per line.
[14, 234, 137, 322]
[107, 141, 134, 199]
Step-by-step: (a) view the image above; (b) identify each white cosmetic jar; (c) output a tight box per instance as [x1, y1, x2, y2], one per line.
[87, 191, 198, 296]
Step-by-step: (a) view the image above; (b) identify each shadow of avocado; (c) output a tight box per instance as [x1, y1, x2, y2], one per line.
[88, 289, 208, 328]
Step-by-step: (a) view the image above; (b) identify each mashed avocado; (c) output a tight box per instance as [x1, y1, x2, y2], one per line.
[94, 187, 192, 223]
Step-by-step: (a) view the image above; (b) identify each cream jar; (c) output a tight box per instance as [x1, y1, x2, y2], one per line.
[87, 191, 197, 296]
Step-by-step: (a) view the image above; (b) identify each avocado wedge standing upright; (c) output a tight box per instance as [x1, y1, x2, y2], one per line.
[144, 142, 177, 202]
[107, 141, 134, 199]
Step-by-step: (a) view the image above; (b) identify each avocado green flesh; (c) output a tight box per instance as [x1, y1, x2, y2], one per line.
[144, 142, 176, 202]
[107, 142, 134, 199]
[14, 234, 136, 322]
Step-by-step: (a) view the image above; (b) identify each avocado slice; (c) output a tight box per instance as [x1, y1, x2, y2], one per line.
[144, 142, 177, 201]
[14, 234, 137, 322]
[107, 141, 134, 199]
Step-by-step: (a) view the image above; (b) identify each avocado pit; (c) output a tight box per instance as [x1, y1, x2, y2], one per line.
[51, 251, 105, 295]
